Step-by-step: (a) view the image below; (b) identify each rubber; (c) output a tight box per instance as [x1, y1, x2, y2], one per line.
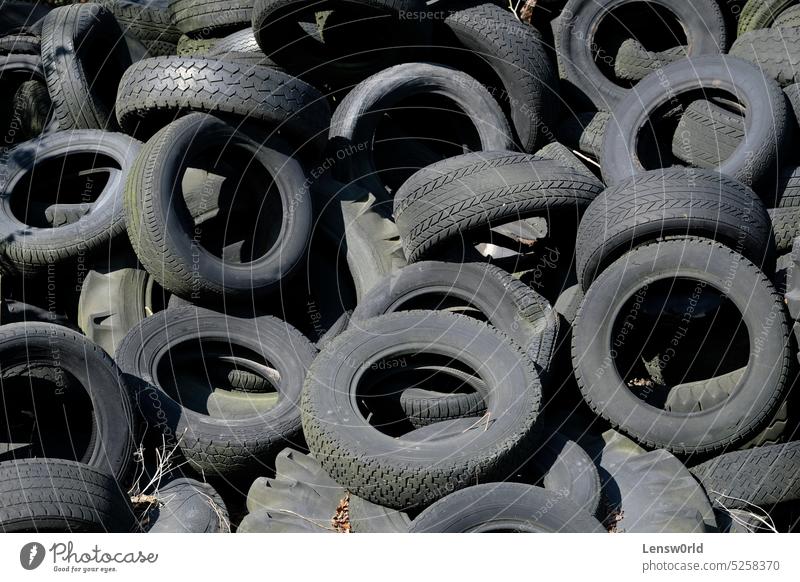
[558, 110, 610, 160]
[730, 27, 800, 88]
[555, 0, 728, 109]
[145, 478, 229, 533]
[394, 151, 604, 262]
[0, 323, 135, 481]
[408, 483, 606, 533]
[329, 62, 514, 202]
[573, 239, 792, 454]
[575, 169, 774, 290]
[123, 113, 313, 304]
[614, 39, 686, 83]
[116, 56, 331, 151]
[0, 459, 134, 533]
[738, 0, 796, 34]
[691, 441, 800, 510]
[602, 55, 791, 188]
[117, 306, 317, 476]
[443, 2, 558, 152]
[168, 0, 253, 36]
[772, 4, 800, 28]
[302, 311, 543, 510]
[671, 100, 746, 168]
[9, 79, 53, 141]
[101, 0, 181, 44]
[41, 4, 132, 130]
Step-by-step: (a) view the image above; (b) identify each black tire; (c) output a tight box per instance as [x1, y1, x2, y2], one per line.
[251, 0, 430, 83]
[176, 34, 217, 56]
[601, 56, 791, 188]
[534, 142, 596, 179]
[691, 441, 800, 510]
[9, 79, 54, 141]
[613, 40, 686, 83]
[738, 0, 796, 34]
[77, 267, 168, 355]
[555, 0, 728, 109]
[116, 56, 330, 151]
[41, 4, 132, 130]
[575, 169, 774, 290]
[443, 2, 558, 152]
[328, 62, 514, 202]
[671, 100, 745, 168]
[117, 306, 317, 476]
[769, 207, 800, 252]
[0, 323, 135, 481]
[145, 478, 229, 533]
[140, 39, 177, 57]
[572, 239, 792, 454]
[0, 32, 40, 55]
[773, 4, 800, 28]
[101, 0, 181, 44]
[408, 483, 606, 533]
[349, 495, 411, 533]
[302, 311, 543, 510]
[394, 151, 604, 263]
[123, 113, 313, 304]
[207, 27, 260, 55]
[0, 130, 141, 276]
[351, 261, 560, 375]
[730, 27, 800, 88]
[168, 0, 253, 36]
[557, 111, 610, 160]
[0, 459, 134, 533]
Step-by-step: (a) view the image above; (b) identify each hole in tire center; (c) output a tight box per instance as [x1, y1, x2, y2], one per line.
[611, 278, 750, 411]
[179, 144, 283, 265]
[0, 367, 93, 463]
[635, 89, 746, 171]
[593, 2, 688, 87]
[9, 153, 116, 227]
[155, 338, 280, 416]
[372, 93, 482, 195]
[355, 353, 485, 438]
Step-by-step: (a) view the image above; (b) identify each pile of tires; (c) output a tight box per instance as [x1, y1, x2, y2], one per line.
[0, 0, 798, 534]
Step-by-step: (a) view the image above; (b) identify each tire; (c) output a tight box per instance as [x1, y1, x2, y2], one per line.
[443, 2, 558, 152]
[738, 0, 796, 34]
[302, 311, 543, 510]
[557, 111, 610, 160]
[0, 323, 135, 481]
[575, 169, 774, 290]
[145, 478, 229, 533]
[671, 100, 745, 168]
[0, 130, 141, 276]
[534, 141, 596, 179]
[772, 4, 800, 28]
[0, 32, 40, 55]
[614, 39, 686, 83]
[349, 495, 411, 533]
[41, 4, 132, 130]
[116, 56, 330, 151]
[117, 306, 317, 476]
[572, 239, 792, 455]
[691, 441, 800, 510]
[0, 459, 134, 533]
[207, 27, 260, 54]
[730, 27, 800, 88]
[176, 34, 217, 56]
[123, 113, 313, 304]
[9, 79, 54, 141]
[252, 0, 430, 83]
[328, 62, 514, 202]
[408, 483, 606, 533]
[394, 151, 604, 263]
[769, 207, 800, 252]
[78, 267, 168, 355]
[601, 56, 791, 188]
[350, 261, 560, 375]
[140, 39, 177, 57]
[593, 431, 717, 532]
[555, 0, 728, 110]
[101, 0, 181, 44]
[168, 0, 253, 36]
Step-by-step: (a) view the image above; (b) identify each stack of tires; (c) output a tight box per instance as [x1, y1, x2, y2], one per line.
[0, 0, 798, 534]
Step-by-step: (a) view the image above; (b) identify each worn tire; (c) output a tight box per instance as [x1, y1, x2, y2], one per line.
[614, 39, 686, 83]
[145, 478, 229, 533]
[168, 0, 253, 36]
[730, 27, 800, 88]
[0, 460, 134, 533]
[394, 151, 604, 262]
[558, 111, 610, 160]
[573, 239, 792, 455]
[575, 169, 774, 290]
[738, 0, 796, 34]
[302, 311, 543, 510]
[671, 100, 746, 168]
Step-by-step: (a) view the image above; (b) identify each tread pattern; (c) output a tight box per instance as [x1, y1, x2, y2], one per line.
[168, 0, 253, 36]
[731, 27, 800, 87]
[614, 39, 686, 82]
[671, 100, 745, 168]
